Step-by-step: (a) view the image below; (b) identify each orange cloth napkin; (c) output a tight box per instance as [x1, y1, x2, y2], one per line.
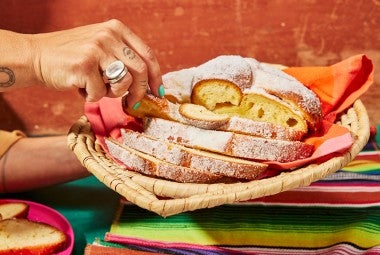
[85, 54, 374, 170]
[284, 54, 373, 123]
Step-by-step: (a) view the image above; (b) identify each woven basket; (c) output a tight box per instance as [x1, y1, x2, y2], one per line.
[67, 99, 370, 217]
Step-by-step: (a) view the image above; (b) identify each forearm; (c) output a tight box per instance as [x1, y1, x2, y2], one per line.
[0, 30, 40, 91]
[0, 135, 90, 193]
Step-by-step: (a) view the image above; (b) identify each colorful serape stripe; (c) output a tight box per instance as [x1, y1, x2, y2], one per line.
[102, 128, 380, 255]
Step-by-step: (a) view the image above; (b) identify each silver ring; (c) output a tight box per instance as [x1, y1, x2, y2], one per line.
[105, 60, 127, 84]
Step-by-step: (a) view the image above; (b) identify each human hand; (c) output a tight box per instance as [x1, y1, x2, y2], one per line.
[31, 19, 163, 106]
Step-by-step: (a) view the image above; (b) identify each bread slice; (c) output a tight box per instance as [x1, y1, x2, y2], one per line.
[0, 202, 29, 220]
[209, 90, 308, 132]
[143, 117, 314, 163]
[178, 103, 231, 130]
[124, 94, 304, 141]
[123, 93, 183, 121]
[0, 218, 66, 255]
[190, 65, 316, 134]
[191, 79, 243, 110]
[105, 138, 226, 183]
[120, 128, 268, 180]
[161, 55, 253, 104]
[179, 103, 304, 141]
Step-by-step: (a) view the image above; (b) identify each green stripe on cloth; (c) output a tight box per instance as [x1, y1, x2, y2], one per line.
[110, 203, 380, 249]
[343, 160, 380, 173]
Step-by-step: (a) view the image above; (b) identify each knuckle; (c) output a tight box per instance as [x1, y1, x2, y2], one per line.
[86, 95, 97, 102]
[85, 90, 101, 102]
[65, 74, 80, 88]
[142, 46, 156, 62]
[75, 55, 97, 75]
[105, 19, 124, 30]
[112, 87, 128, 97]
[129, 81, 147, 96]
[92, 27, 115, 43]
[89, 88, 106, 102]
[80, 42, 101, 59]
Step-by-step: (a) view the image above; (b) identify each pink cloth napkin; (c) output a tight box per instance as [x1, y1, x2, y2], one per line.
[84, 54, 374, 170]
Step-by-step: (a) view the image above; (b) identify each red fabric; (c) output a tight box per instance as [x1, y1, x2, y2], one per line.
[84, 54, 374, 170]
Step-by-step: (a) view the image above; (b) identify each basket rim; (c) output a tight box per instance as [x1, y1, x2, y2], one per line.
[68, 100, 370, 217]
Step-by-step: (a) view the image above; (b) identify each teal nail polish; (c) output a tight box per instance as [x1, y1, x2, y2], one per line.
[132, 101, 141, 110]
[158, 84, 165, 97]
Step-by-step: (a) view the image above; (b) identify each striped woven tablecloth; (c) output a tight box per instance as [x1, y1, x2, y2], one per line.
[94, 127, 380, 255]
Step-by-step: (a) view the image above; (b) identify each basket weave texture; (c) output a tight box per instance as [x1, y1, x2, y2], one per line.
[67, 100, 370, 217]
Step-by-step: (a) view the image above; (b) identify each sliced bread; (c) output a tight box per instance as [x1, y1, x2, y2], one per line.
[124, 94, 304, 141]
[105, 138, 226, 183]
[120, 128, 268, 180]
[160, 55, 322, 132]
[143, 117, 314, 163]
[179, 102, 305, 141]
[0, 218, 66, 255]
[0, 202, 29, 220]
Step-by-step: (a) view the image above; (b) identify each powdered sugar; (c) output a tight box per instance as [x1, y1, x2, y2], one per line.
[194, 55, 253, 91]
[105, 139, 151, 175]
[120, 128, 267, 180]
[224, 116, 304, 141]
[246, 61, 322, 121]
[144, 117, 314, 162]
[105, 138, 222, 183]
[162, 67, 196, 103]
[144, 117, 233, 153]
[121, 129, 186, 164]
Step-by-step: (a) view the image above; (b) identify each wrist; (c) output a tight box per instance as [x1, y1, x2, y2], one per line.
[0, 31, 42, 89]
[26, 33, 44, 86]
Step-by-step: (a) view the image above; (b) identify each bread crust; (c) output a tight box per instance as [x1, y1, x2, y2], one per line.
[221, 116, 304, 141]
[245, 59, 322, 130]
[143, 117, 314, 163]
[120, 128, 268, 180]
[0, 202, 29, 220]
[179, 103, 230, 130]
[0, 218, 66, 255]
[191, 79, 243, 110]
[105, 138, 226, 183]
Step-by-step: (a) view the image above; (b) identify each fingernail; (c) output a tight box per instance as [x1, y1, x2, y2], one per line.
[158, 84, 165, 98]
[132, 101, 141, 110]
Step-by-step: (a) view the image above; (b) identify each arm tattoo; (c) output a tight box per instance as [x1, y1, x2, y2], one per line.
[123, 46, 136, 60]
[0, 67, 15, 87]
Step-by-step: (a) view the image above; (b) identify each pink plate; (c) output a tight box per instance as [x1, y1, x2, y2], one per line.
[0, 199, 74, 255]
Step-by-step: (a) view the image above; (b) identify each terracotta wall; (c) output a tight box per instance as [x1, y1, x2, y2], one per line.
[0, 0, 379, 135]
